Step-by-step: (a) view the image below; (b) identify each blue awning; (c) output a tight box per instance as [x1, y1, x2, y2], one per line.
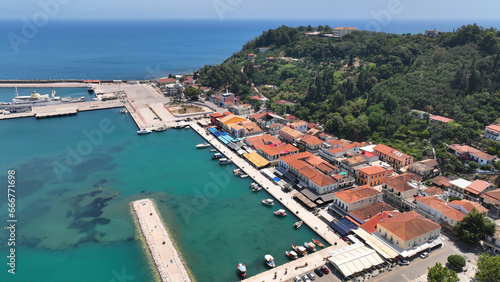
[329, 218, 358, 236]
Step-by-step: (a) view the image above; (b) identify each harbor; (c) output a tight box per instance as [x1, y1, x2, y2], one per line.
[132, 199, 192, 282]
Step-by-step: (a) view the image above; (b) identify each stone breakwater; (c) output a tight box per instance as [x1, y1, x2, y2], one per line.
[132, 199, 191, 282]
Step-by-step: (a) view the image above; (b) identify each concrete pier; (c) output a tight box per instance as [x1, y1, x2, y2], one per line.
[132, 199, 191, 282]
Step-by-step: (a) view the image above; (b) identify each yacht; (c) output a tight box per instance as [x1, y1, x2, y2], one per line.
[196, 142, 210, 148]
[264, 255, 275, 268]
[261, 199, 274, 206]
[219, 158, 231, 165]
[137, 129, 152, 135]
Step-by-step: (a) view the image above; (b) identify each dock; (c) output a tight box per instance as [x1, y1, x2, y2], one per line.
[132, 199, 191, 282]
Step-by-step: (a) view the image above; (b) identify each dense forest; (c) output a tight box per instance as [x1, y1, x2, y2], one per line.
[195, 24, 500, 175]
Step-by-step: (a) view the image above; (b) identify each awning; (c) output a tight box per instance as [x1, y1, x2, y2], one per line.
[327, 245, 385, 278]
[353, 229, 401, 260]
[293, 192, 317, 209]
[301, 189, 319, 201]
[243, 151, 269, 168]
[329, 218, 358, 236]
[320, 193, 336, 202]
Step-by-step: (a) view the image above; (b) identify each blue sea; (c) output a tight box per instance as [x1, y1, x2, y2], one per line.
[1, 18, 500, 282]
[0, 19, 499, 80]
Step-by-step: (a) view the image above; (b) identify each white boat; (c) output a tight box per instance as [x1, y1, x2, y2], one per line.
[211, 153, 222, 159]
[185, 126, 190, 129]
[137, 129, 152, 135]
[294, 221, 303, 229]
[237, 263, 246, 278]
[120, 108, 128, 114]
[219, 158, 231, 165]
[252, 186, 262, 192]
[210, 149, 217, 152]
[304, 242, 316, 252]
[87, 84, 94, 92]
[262, 199, 274, 206]
[155, 125, 167, 132]
[264, 255, 275, 268]
[240, 174, 249, 178]
[274, 209, 287, 216]
[196, 142, 211, 149]
[297, 246, 307, 256]
[286, 251, 298, 259]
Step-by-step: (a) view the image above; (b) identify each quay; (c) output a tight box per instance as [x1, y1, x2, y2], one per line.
[190, 123, 345, 247]
[132, 198, 192, 282]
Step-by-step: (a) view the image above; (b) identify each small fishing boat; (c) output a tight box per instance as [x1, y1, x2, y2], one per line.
[264, 255, 275, 268]
[211, 153, 222, 159]
[297, 246, 307, 256]
[252, 186, 262, 192]
[291, 244, 299, 253]
[286, 250, 298, 259]
[312, 239, 325, 248]
[250, 182, 258, 188]
[210, 149, 217, 152]
[137, 129, 152, 135]
[262, 199, 274, 206]
[274, 209, 287, 216]
[240, 174, 249, 178]
[293, 221, 303, 229]
[304, 242, 316, 252]
[234, 170, 243, 176]
[219, 158, 231, 165]
[155, 125, 167, 132]
[196, 142, 210, 149]
[237, 263, 246, 277]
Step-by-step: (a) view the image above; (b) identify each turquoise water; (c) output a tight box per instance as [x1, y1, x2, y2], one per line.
[0, 109, 327, 281]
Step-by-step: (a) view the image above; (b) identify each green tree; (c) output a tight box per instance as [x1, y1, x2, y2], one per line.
[427, 262, 459, 282]
[454, 208, 496, 245]
[447, 255, 466, 270]
[468, 161, 479, 169]
[476, 253, 500, 282]
[183, 86, 201, 100]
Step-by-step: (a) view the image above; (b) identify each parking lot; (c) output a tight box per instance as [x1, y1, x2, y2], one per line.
[284, 264, 341, 282]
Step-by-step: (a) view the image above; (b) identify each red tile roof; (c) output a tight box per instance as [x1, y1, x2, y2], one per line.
[358, 165, 389, 176]
[361, 211, 401, 234]
[158, 77, 176, 84]
[384, 173, 421, 193]
[482, 189, 500, 205]
[334, 185, 381, 204]
[373, 144, 413, 163]
[417, 197, 465, 222]
[486, 124, 500, 134]
[430, 115, 454, 123]
[300, 134, 323, 146]
[377, 211, 441, 241]
[259, 143, 299, 157]
[424, 186, 444, 196]
[328, 147, 346, 155]
[448, 200, 488, 214]
[362, 151, 377, 158]
[432, 176, 451, 187]
[349, 202, 397, 222]
[245, 134, 281, 148]
[465, 180, 493, 195]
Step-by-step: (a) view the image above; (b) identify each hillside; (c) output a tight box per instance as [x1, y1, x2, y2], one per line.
[196, 24, 500, 173]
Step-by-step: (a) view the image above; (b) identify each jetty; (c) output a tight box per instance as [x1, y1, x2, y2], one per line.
[132, 199, 191, 282]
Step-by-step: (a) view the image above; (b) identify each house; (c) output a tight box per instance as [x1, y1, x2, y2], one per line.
[340, 154, 368, 174]
[279, 126, 304, 144]
[325, 139, 343, 149]
[448, 144, 496, 165]
[357, 165, 393, 186]
[481, 189, 500, 217]
[319, 147, 347, 163]
[448, 179, 497, 201]
[448, 178, 472, 199]
[229, 104, 254, 116]
[250, 112, 287, 128]
[158, 77, 176, 84]
[360, 211, 401, 234]
[432, 176, 452, 189]
[226, 121, 262, 138]
[213, 91, 235, 107]
[248, 53, 255, 60]
[425, 29, 440, 38]
[361, 151, 379, 163]
[285, 114, 299, 123]
[429, 115, 454, 123]
[483, 228, 500, 256]
[244, 134, 281, 149]
[408, 159, 440, 179]
[296, 134, 324, 155]
[330, 185, 383, 214]
[165, 83, 183, 96]
[485, 124, 500, 141]
[257, 143, 299, 163]
[279, 152, 338, 195]
[267, 123, 284, 136]
[448, 199, 488, 215]
[332, 173, 356, 189]
[382, 174, 422, 208]
[375, 211, 441, 251]
[332, 27, 358, 38]
[415, 197, 465, 227]
[422, 186, 445, 198]
[217, 114, 247, 129]
[373, 144, 414, 169]
[348, 202, 397, 224]
[209, 112, 224, 126]
[290, 120, 308, 133]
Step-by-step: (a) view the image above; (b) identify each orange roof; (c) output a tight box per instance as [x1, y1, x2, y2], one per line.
[310, 173, 337, 186]
[210, 112, 223, 118]
[486, 124, 500, 134]
[259, 144, 299, 157]
[470, 150, 496, 161]
[327, 139, 343, 146]
[291, 120, 308, 127]
[349, 202, 397, 222]
[361, 211, 401, 234]
[448, 200, 489, 214]
[250, 112, 271, 120]
[373, 144, 413, 162]
[377, 211, 441, 241]
[280, 126, 304, 139]
[345, 154, 368, 165]
[430, 115, 454, 123]
[328, 147, 346, 155]
[300, 134, 323, 146]
[158, 77, 176, 83]
[334, 185, 381, 204]
[417, 197, 465, 222]
[268, 123, 283, 129]
[465, 180, 493, 195]
[424, 186, 444, 196]
[384, 173, 421, 193]
[432, 176, 451, 187]
[281, 151, 336, 187]
[245, 134, 281, 148]
[482, 189, 500, 205]
[358, 165, 389, 176]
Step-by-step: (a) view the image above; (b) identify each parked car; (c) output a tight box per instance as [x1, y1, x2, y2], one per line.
[398, 260, 410, 265]
[314, 268, 324, 277]
[294, 276, 303, 282]
[320, 266, 330, 274]
[307, 272, 316, 280]
[420, 252, 429, 259]
[302, 274, 311, 282]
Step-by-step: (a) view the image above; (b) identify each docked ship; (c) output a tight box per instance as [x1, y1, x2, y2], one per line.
[12, 88, 85, 105]
[87, 84, 95, 93]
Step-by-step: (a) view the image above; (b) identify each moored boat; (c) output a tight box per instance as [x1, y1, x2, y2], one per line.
[219, 158, 231, 165]
[211, 153, 222, 159]
[304, 242, 316, 252]
[262, 199, 274, 206]
[252, 186, 262, 192]
[297, 246, 307, 256]
[137, 129, 152, 135]
[274, 209, 287, 216]
[155, 125, 167, 132]
[264, 255, 275, 268]
[293, 221, 303, 229]
[240, 174, 249, 178]
[196, 142, 211, 149]
[237, 263, 246, 277]
[210, 149, 217, 152]
[312, 239, 325, 247]
[286, 250, 298, 259]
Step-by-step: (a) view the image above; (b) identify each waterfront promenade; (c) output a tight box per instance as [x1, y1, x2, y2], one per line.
[190, 123, 345, 247]
[132, 199, 191, 282]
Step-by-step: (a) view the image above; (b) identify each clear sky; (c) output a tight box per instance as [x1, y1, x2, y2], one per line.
[2, 0, 499, 20]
